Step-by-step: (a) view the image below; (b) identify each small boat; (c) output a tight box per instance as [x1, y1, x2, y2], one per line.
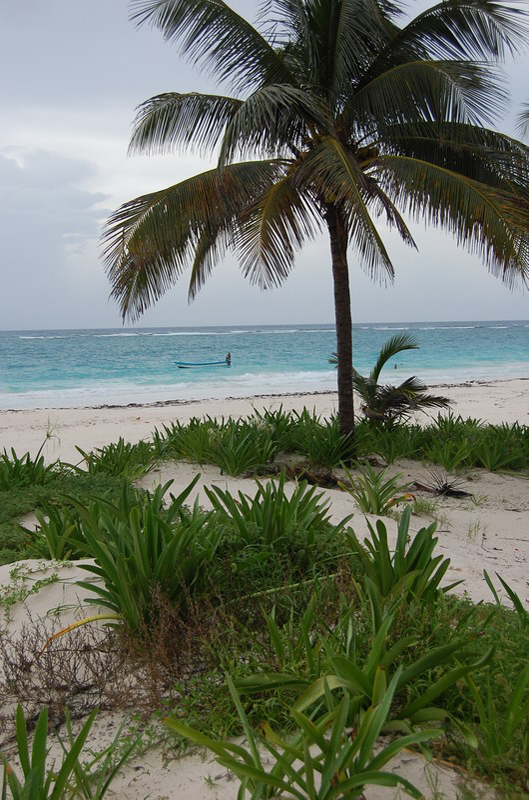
[174, 359, 230, 369]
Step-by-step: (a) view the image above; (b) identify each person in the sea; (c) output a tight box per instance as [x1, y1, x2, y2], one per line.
[226, 352, 231, 366]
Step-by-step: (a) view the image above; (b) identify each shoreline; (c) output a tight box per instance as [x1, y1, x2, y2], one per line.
[0, 378, 528, 465]
[1, 375, 527, 414]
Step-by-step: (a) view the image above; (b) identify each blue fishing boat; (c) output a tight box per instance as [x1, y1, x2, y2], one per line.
[175, 353, 231, 369]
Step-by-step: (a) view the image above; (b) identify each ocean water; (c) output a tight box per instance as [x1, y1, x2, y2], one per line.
[0, 321, 527, 410]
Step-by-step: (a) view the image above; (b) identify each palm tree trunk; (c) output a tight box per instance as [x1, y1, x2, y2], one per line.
[326, 203, 354, 439]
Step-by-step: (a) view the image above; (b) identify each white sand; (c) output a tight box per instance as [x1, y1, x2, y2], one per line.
[0, 378, 528, 465]
[1, 379, 527, 799]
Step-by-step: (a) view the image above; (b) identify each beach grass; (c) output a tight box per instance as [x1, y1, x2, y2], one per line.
[3, 410, 527, 566]
[0, 411, 528, 798]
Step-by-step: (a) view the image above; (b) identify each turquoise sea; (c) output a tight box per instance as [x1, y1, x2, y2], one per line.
[0, 321, 527, 410]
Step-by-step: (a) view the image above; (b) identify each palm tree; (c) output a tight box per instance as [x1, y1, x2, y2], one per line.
[330, 332, 451, 425]
[103, 0, 529, 438]
[517, 104, 529, 139]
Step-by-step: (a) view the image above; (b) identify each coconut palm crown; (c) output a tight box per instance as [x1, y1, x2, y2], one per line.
[103, 0, 529, 436]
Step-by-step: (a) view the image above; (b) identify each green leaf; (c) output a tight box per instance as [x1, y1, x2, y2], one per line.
[15, 704, 33, 778]
[130, 0, 295, 89]
[293, 674, 361, 714]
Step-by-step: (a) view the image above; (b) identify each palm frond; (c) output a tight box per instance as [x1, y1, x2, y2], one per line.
[372, 384, 449, 419]
[129, 93, 242, 156]
[352, 370, 377, 407]
[404, 392, 452, 411]
[391, 0, 528, 62]
[392, 375, 429, 395]
[376, 122, 529, 189]
[369, 384, 414, 414]
[373, 155, 529, 287]
[261, 0, 309, 48]
[187, 225, 230, 302]
[130, 0, 294, 90]
[331, 0, 394, 90]
[395, 377, 451, 407]
[253, 0, 313, 91]
[217, 84, 328, 164]
[235, 174, 321, 289]
[101, 161, 283, 320]
[515, 102, 529, 141]
[377, 382, 451, 412]
[303, 0, 391, 96]
[364, 181, 417, 250]
[294, 137, 395, 281]
[349, 60, 504, 131]
[370, 332, 419, 383]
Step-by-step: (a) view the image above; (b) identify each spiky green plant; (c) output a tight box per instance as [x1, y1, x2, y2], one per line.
[1, 706, 96, 800]
[0, 441, 59, 490]
[165, 673, 440, 800]
[1, 705, 137, 800]
[204, 470, 343, 548]
[424, 438, 473, 472]
[207, 418, 277, 475]
[22, 502, 86, 560]
[346, 506, 461, 601]
[236, 579, 487, 745]
[339, 463, 411, 515]
[293, 414, 354, 468]
[75, 437, 155, 480]
[70, 477, 224, 630]
[465, 664, 529, 762]
[484, 570, 529, 632]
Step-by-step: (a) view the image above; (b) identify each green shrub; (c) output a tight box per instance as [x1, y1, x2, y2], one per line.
[1, 705, 137, 800]
[166, 672, 440, 800]
[339, 464, 411, 515]
[75, 437, 155, 480]
[22, 502, 87, 560]
[72, 477, 224, 630]
[0, 522, 31, 559]
[346, 506, 460, 602]
[0, 442, 59, 490]
[205, 471, 350, 589]
[208, 418, 277, 475]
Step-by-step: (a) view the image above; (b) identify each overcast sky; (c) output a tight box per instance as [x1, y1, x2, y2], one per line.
[1, 0, 528, 330]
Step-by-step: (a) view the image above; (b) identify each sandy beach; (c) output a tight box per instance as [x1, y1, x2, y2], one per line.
[1, 378, 528, 465]
[1, 378, 528, 607]
[1, 378, 527, 799]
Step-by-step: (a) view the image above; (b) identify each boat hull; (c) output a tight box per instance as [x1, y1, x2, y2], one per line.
[174, 360, 229, 368]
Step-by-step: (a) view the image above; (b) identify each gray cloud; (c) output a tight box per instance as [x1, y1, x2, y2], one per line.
[0, 0, 527, 329]
[0, 150, 110, 327]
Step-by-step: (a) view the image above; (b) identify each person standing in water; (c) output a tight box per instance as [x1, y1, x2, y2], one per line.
[226, 352, 231, 366]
